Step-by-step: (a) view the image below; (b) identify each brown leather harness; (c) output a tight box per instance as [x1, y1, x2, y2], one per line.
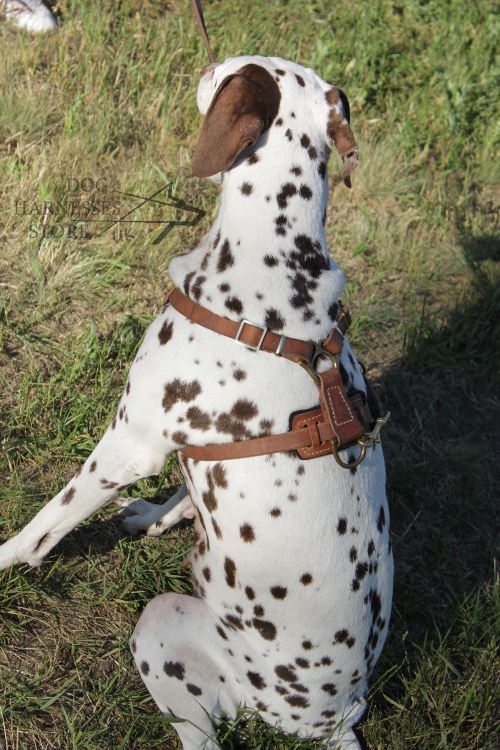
[164, 287, 390, 468]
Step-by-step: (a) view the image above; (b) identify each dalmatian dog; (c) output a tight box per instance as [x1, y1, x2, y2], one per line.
[0, 56, 393, 750]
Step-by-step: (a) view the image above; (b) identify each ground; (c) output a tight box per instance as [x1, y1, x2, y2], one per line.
[0, 0, 499, 748]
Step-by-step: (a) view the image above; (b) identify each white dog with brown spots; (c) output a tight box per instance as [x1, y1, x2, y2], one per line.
[0, 56, 393, 750]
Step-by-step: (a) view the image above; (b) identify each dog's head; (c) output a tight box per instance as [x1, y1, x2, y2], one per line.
[192, 56, 358, 187]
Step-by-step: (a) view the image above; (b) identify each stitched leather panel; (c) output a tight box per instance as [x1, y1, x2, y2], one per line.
[318, 369, 364, 448]
[292, 408, 333, 459]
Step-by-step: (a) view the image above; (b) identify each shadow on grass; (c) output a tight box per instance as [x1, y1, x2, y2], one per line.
[369, 233, 500, 730]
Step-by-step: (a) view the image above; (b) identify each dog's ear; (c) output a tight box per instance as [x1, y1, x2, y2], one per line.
[192, 64, 281, 178]
[325, 87, 359, 188]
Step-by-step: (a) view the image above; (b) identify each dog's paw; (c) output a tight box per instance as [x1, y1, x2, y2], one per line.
[115, 491, 194, 537]
[0, 533, 43, 570]
[115, 497, 164, 536]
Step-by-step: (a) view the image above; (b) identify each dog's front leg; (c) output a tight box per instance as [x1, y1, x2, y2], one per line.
[0, 425, 168, 570]
[115, 482, 194, 537]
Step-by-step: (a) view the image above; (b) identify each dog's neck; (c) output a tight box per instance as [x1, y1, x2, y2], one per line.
[169, 134, 346, 341]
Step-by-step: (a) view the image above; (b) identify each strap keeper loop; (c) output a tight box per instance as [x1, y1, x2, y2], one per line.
[275, 335, 286, 356]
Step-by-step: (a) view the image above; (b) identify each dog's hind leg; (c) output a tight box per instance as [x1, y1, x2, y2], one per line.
[115, 482, 195, 537]
[131, 592, 244, 750]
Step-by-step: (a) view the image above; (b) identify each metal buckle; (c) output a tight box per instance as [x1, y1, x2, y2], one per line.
[298, 342, 340, 384]
[235, 320, 267, 351]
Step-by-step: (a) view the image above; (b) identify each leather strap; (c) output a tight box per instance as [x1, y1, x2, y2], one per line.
[181, 410, 338, 461]
[162, 286, 382, 463]
[165, 286, 350, 365]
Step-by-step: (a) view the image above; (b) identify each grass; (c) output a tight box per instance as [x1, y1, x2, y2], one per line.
[0, 0, 499, 747]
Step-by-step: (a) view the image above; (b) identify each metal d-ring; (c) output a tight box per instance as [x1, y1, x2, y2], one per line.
[330, 440, 367, 469]
[298, 342, 340, 384]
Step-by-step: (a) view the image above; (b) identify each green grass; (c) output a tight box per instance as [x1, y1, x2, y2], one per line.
[0, 0, 499, 747]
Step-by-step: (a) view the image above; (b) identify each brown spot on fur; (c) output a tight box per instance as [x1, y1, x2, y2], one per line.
[252, 619, 277, 640]
[377, 506, 386, 532]
[265, 308, 285, 331]
[322, 683, 338, 696]
[212, 517, 222, 539]
[215, 399, 258, 440]
[216, 625, 228, 640]
[172, 431, 188, 445]
[212, 463, 227, 488]
[163, 661, 185, 680]
[240, 523, 255, 543]
[275, 665, 297, 682]
[162, 379, 202, 413]
[337, 517, 347, 535]
[217, 239, 234, 273]
[100, 479, 117, 490]
[183, 270, 196, 295]
[225, 296, 243, 315]
[186, 406, 211, 431]
[61, 487, 76, 505]
[276, 183, 297, 209]
[192, 275, 206, 301]
[264, 254, 279, 267]
[224, 557, 236, 587]
[247, 671, 266, 689]
[270, 586, 287, 599]
[158, 320, 174, 345]
[286, 694, 309, 707]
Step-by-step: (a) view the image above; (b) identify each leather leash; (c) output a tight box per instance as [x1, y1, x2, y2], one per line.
[164, 287, 390, 468]
[191, 0, 216, 64]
